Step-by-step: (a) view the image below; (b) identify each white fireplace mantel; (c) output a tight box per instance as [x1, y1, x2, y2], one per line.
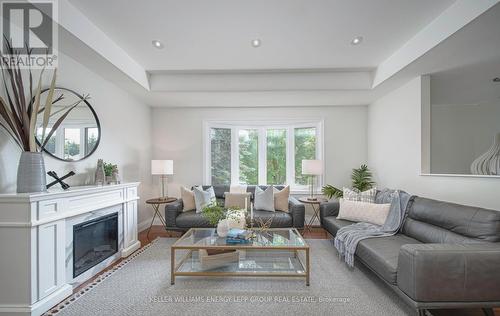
[0, 182, 141, 316]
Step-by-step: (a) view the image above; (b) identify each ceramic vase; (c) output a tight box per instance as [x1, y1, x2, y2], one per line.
[17, 152, 47, 193]
[216, 219, 230, 237]
[471, 133, 500, 175]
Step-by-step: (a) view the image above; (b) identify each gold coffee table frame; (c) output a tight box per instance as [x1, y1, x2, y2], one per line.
[170, 228, 310, 286]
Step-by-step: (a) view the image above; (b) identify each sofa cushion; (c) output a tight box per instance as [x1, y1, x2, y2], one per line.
[343, 187, 377, 203]
[254, 186, 275, 212]
[253, 210, 292, 228]
[193, 186, 216, 213]
[337, 199, 391, 226]
[176, 210, 213, 228]
[402, 197, 500, 243]
[356, 234, 422, 285]
[322, 216, 354, 236]
[224, 192, 251, 210]
[273, 186, 290, 212]
[180, 186, 196, 211]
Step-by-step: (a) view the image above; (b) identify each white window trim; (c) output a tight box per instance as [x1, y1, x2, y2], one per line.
[203, 119, 324, 193]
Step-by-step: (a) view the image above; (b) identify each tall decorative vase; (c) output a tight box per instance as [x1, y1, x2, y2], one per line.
[17, 152, 47, 193]
[471, 133, 500, 175]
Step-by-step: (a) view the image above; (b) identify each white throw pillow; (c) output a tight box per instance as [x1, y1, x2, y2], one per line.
[343, 187, 377, 203]
[254, 186, 275, 212]
[193, 186, 216, 213]
[180, 186, 196, 211]
[337, 199, 391, 226]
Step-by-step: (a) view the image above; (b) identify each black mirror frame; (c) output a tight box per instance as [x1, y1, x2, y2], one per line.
[35, 87, 101, 162]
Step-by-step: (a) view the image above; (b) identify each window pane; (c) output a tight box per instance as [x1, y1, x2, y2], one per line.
[267, 129, 287, 185]
[64, 128, 81, 160]
[85, 127, 99, 155]
[295, 127, 316, 185]
[210, 128, 231, 185]
[37, 127, 56, 155]
[239, 129, 258, 185]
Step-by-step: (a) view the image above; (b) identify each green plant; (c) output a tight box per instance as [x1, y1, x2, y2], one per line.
[201, 200, 226, 226]
[322, 164, 375, 199]
[103, 162, 117, 176]
[351, 164, 374, 192]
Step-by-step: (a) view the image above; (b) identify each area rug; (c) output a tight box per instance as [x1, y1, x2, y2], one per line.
[46, 238, 414, 316]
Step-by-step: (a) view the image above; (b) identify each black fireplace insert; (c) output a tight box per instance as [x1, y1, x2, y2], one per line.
[73, 212, 118, 278]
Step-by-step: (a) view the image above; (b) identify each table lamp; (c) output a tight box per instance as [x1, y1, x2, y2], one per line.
[302, 160, 323, 201]
[151, 160, 174, 200]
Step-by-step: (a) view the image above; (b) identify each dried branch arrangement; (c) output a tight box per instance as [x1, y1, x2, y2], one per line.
[0, 38, 89, 152]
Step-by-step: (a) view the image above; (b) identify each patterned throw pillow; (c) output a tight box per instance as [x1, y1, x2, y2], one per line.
[343, 187, 377, 203]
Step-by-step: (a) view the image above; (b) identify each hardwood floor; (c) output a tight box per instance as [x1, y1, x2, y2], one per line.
[68, 225, 498, 316]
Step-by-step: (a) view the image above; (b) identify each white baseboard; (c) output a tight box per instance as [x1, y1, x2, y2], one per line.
[121, 241, 141, 257]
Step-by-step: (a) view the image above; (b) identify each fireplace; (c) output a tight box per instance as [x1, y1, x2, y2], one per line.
[73, 213, 118, 278]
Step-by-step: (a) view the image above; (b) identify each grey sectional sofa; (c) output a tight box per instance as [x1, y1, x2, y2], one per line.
[165, 185, 305, 230]
[320, 195, 500, 316]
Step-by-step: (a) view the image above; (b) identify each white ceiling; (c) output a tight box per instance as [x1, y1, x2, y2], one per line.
[68, 0, 454, 71]
[56, 0, 500, 107]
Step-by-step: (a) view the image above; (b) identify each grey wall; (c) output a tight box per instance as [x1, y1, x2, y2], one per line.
[151, 105, 368, 197]
[368, 76, 500, 210]
[431, 101, 500, 175]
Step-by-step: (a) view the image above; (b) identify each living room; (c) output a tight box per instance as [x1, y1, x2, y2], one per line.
[0, 1, 499, 315]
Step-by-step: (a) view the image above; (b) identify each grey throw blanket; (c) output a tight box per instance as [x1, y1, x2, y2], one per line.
[334, 189, 413, 267]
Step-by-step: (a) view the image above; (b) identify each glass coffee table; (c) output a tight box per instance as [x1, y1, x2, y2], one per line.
[170, 228, 310, 286]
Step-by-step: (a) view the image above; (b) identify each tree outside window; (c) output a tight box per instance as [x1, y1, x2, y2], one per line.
[267, 129, 287, 185]
[210, 128, 231, 185]
[295, 127, 317, 185]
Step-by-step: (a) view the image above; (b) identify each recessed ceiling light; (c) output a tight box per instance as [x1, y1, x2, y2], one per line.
[251, 39, 261, 48]
[152, 40, 164, 49]
[351, 36, 363, 45]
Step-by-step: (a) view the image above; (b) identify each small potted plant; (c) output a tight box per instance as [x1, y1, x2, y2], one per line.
[103, 162, 118, 184]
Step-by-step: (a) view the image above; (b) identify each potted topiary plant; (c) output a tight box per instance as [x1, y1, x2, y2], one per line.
[322, 164, 375, 199]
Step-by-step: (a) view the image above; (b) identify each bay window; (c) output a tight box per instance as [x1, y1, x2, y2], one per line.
[204, 120, 323, 191]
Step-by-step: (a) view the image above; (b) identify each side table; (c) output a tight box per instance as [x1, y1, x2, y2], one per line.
[298, 197, 327, 232]
[146, 197, 177, 240]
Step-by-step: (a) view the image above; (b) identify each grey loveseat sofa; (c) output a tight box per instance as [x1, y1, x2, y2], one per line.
[320, 195, 500, 315]
[165, 185, 305, 231]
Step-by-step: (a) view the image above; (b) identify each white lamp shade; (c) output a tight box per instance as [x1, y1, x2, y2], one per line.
[302, 160, 323, 175]
[151, 160, 174, 175]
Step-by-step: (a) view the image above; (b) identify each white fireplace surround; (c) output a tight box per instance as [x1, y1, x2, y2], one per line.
[0, 183, 140, 316]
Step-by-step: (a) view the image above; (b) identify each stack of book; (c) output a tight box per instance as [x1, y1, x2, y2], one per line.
[226, 228, 253, 244]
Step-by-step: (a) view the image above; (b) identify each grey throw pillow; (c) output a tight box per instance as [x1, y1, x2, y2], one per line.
[193, 186, 216, 213]
[254, 186, 275, 212]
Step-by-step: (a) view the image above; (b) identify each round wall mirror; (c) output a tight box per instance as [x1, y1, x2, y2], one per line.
[35, 88, 100, 162]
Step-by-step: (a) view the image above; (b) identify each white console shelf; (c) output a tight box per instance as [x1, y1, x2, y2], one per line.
[0, 182, 141, 316]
